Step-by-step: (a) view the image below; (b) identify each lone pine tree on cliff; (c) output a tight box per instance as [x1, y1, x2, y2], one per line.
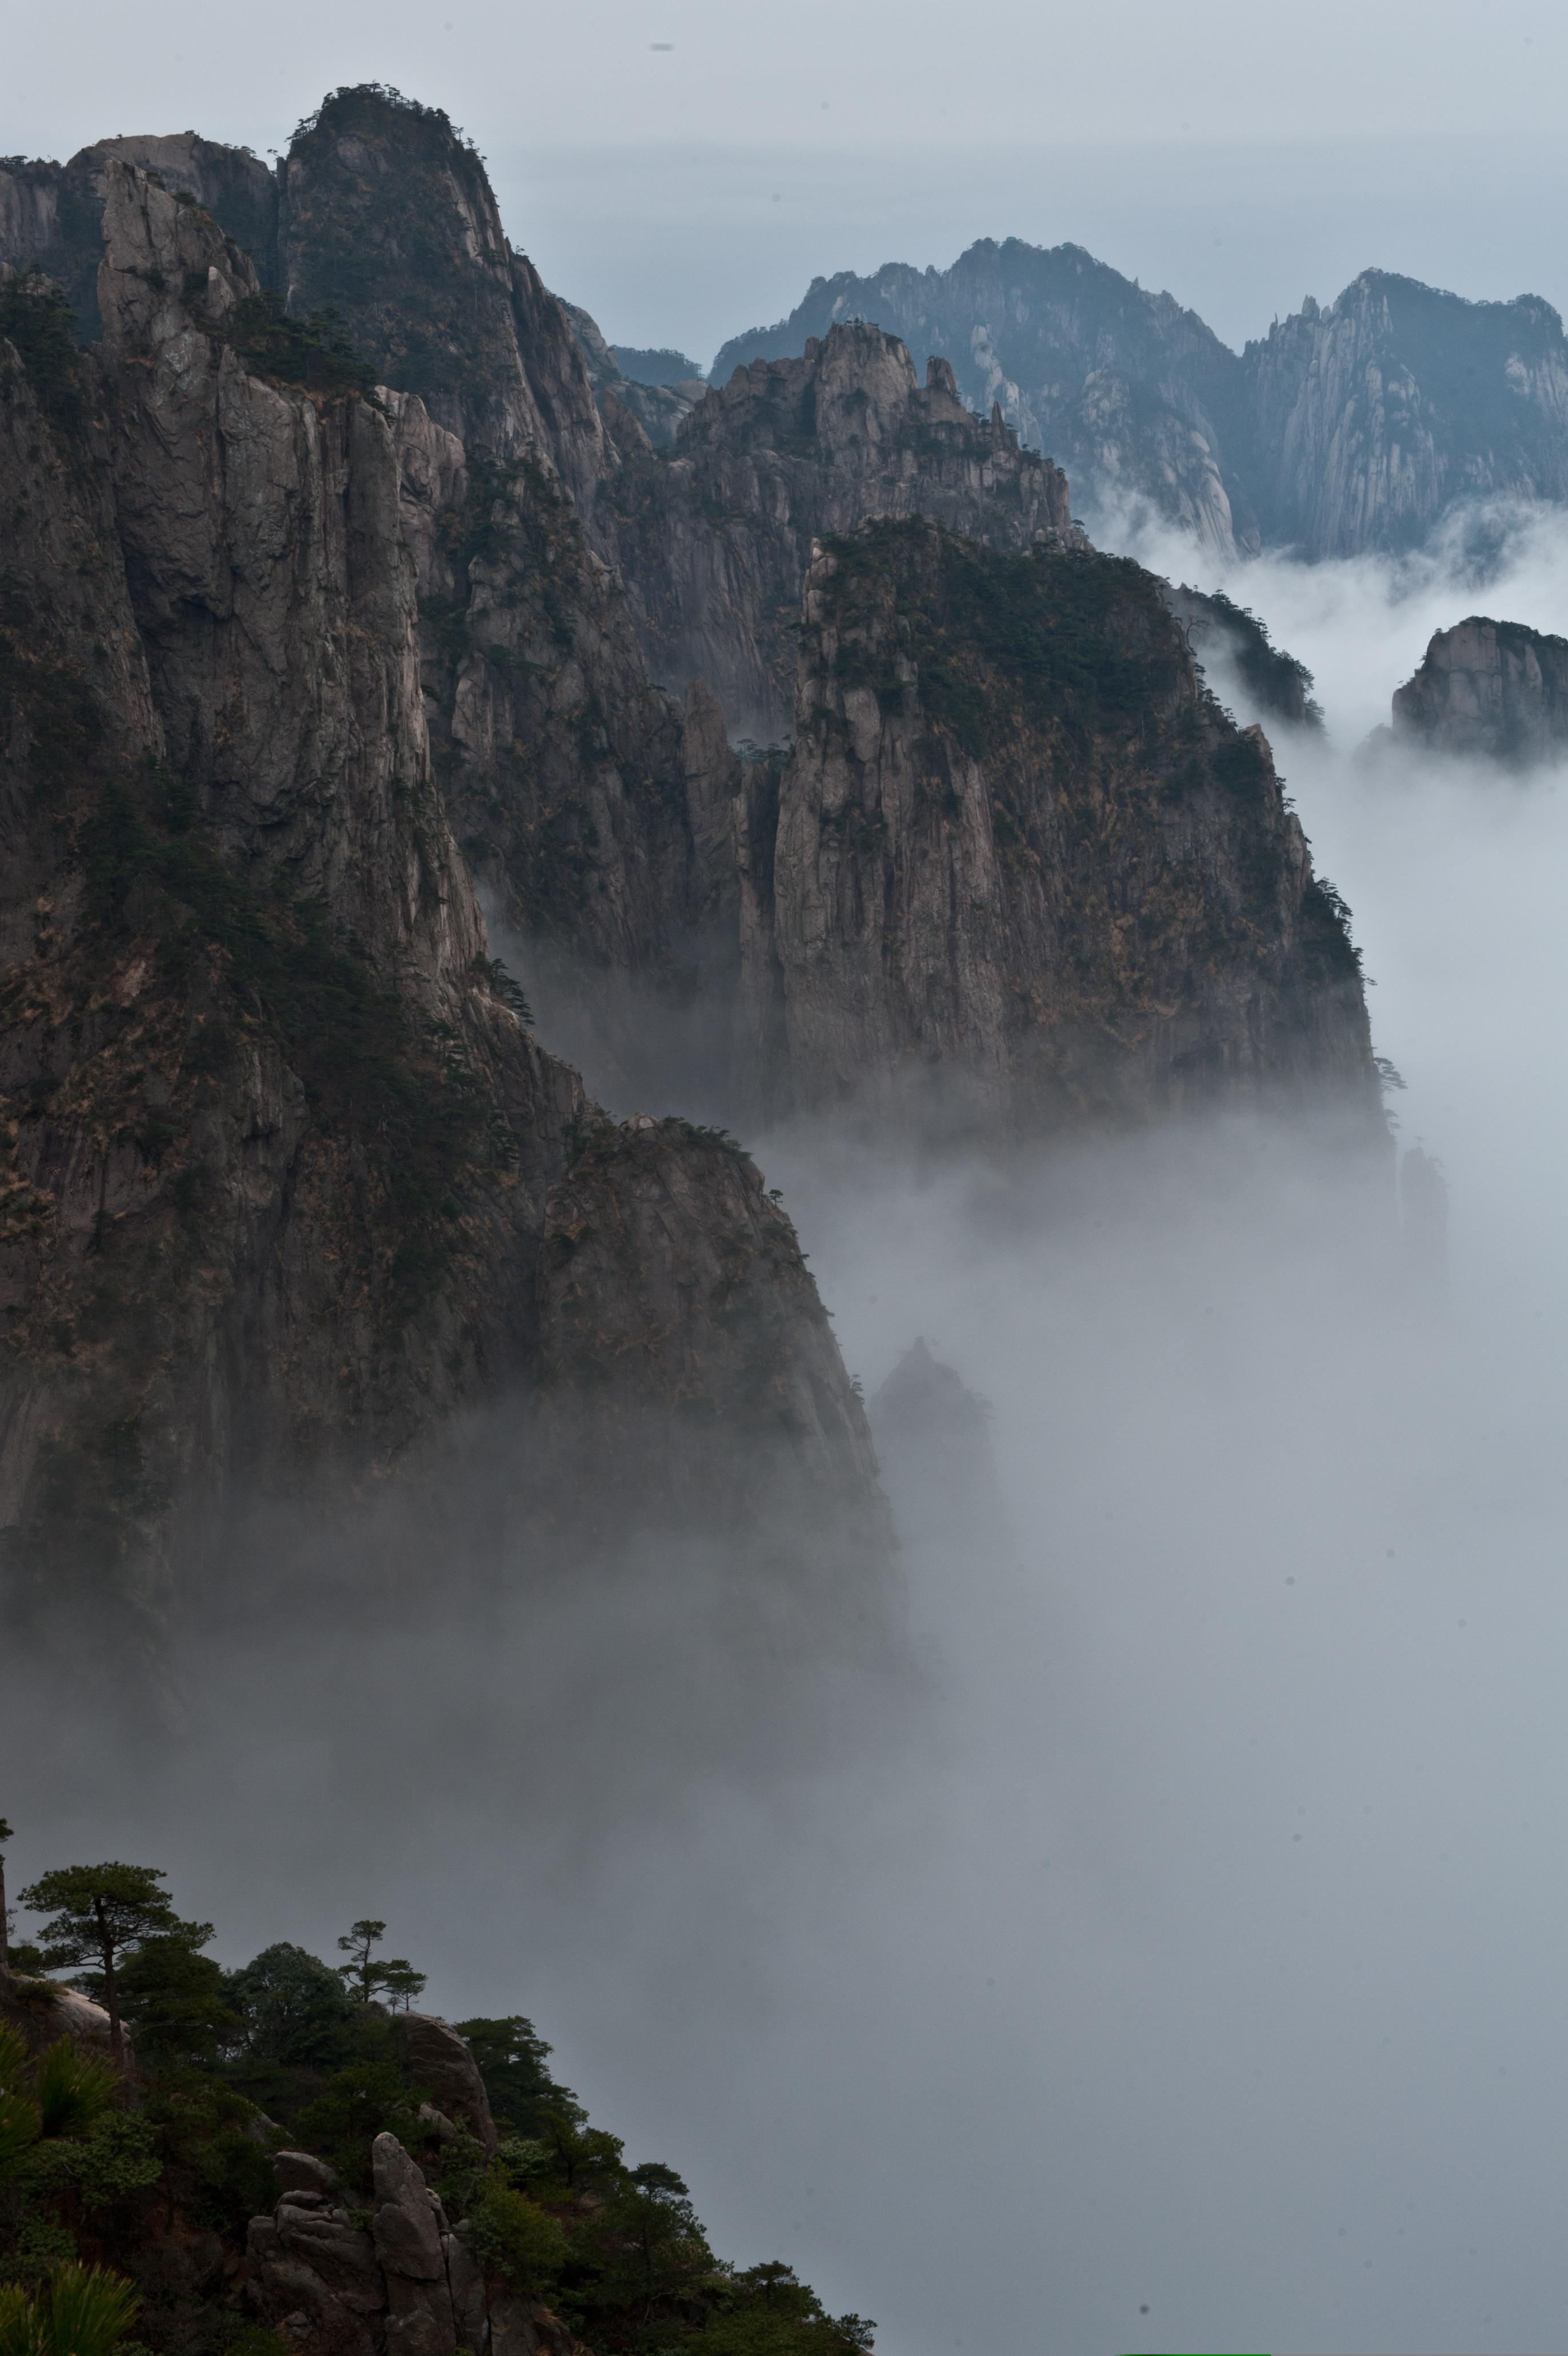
[17, 1863, 210, 2067]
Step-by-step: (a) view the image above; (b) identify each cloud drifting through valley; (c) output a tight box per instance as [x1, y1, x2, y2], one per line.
[7, 510, 1568, 2350]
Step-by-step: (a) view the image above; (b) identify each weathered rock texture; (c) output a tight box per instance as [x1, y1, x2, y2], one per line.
[1246, 274, 1568, 557]
[711, 241, 1253, 557]
[1390, 615, 1568, 763]
[561, 300, 708, 451]
[0, 160, 890, 1646]
[279, 87, 615, 522]
[609, 322, 1081, 742]
[247, 2132, 573, 2356]
[739, 521, 1379, 1133]
[714, 247, 1568, 559]
[398, 2015, 499, 2157]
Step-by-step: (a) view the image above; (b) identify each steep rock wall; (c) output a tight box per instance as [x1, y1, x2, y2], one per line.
[1243, 274, 1568, 557]
[609, 322, 1081, 742]
[709, 239, 1254, 559]
[745, 521, 1379, 1134]
[0, 168, 891, 1648]
[279, 86, 613, 520]
[1390, 614, 1568, 762]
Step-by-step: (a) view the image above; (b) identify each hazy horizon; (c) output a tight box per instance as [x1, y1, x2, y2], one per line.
[10, 1, 1568, 366]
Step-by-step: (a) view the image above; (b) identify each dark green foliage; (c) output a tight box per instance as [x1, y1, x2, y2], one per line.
[288, 2063, 421, 2191]
[703, 2266, 875, 2356]
[819, 521, 1181, 758]
[30, 2044, 118, 2141]
[463, 2179, 568, 2289]
[221, 1943, 357, 2070]
[609, 347, 701, 387]
[1302, 875, 1363, 977]
[469, 958, 533, 1028]
[0, 275, 89, 438]
[1180, 586, 1322, 729]
[117, 1940, 238, 2069]
[455, 2017, 584, 2137]
[3, 1858, 872, 2356]
[0, 2263, 141, 2356]
[16, 1862, 204, 2062]
[221, 291, 379, 402]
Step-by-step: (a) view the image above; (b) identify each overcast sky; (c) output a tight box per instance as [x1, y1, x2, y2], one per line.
[7, 0, 1568, 362]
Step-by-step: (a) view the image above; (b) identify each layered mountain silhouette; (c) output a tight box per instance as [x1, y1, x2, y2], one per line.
[711, 241, 1568, 558]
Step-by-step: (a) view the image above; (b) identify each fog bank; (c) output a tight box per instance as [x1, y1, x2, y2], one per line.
[7, 517, 1568, 2353]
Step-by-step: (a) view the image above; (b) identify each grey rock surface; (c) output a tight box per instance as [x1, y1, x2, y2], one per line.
[1390, 614, 1568, 762]
[611, 321, 1081, 741]
[741, 522, 1381, 1136]
[246, 2134, 573, 2356]
[402, 2014, 499, 2157]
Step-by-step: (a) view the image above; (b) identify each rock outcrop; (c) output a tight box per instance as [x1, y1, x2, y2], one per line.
[399, 2015, 499, 2158]
[1390, 615, 1568, 762]
[610, 322, 1081, 741]
[710, 239, 1253, 557]
[0, 161, 891, 1649]
[247, 2132, 571, 2356]
[1246, 274, 1568, 557]
[279, 86, 615, 525]
[736, 521, 1379, 1133]
[868, 1341, 1009, 1563]
[561, 301, 708, 450]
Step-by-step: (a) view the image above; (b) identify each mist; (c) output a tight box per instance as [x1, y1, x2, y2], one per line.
[9, 498, 1568, 2356]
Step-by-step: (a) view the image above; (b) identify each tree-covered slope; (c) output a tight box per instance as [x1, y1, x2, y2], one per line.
[0, 1850, 873, 2356]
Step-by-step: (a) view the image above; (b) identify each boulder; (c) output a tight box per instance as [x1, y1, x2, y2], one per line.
[371, 2134, 445, 2281]
[401, 2016, 499, 2158]
[275, 2151, 343, 2197]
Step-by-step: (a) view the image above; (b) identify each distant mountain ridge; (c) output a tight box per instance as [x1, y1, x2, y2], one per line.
[711, 241, 1568, 559]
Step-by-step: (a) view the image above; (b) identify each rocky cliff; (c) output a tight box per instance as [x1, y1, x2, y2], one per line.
[0, 157, 890, 1654]
[1390, 614, 1568, 762]
[736, 520, 1378, 1133]
[1245, 273, 1568, 557]
[710, 239, 1254, 558]
[711, 247, 1568, 561]
[610, 321, 1081, 743]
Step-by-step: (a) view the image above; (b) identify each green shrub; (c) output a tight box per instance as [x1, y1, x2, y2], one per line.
[465, 2179, 568, 2290]
[222, 291, 379, 401]
[31, 2043, 118, 2141]
[0, 2265, 139, 2356]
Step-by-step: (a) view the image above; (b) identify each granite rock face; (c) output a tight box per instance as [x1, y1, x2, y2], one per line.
[611, 322, 1081, 741]
[740, 521, 1379, 1134]
[710, 240, 1253, 558]
[399, 2014, 499, 2158]
[279, 87, 614, 523]
[562, 300, 708, 451]
[1390, 615, 1568, 762]
[0, 159, 891, 1646]
[1246, 274, 1568, 557]
[246, 2134, 573, 2356]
